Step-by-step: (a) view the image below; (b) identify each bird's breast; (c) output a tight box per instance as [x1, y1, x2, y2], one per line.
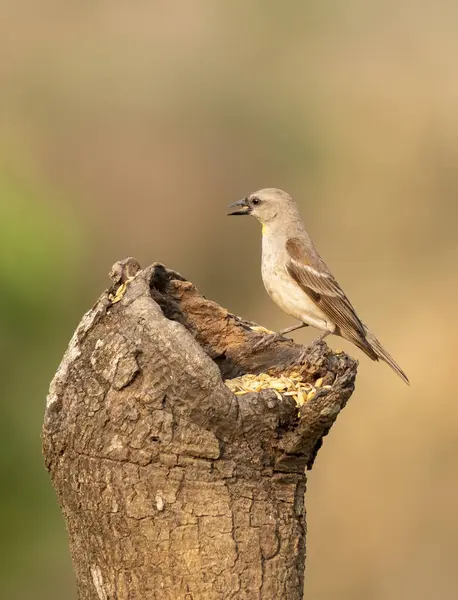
[260, 236, 332, 330]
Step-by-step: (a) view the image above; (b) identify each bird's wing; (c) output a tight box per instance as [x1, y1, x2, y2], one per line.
[285, 237, 372, 351]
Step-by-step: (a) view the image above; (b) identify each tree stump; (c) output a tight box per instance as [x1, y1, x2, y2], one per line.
[42, 259, 356, 600]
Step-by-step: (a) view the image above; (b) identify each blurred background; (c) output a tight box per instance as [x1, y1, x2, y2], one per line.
[1, 1, 457, 598]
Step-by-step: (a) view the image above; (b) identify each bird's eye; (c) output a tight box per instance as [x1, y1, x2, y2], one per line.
[251, 197, 261, 206]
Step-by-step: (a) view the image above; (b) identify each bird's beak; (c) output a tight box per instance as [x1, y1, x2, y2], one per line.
[227, 198, 250, 216]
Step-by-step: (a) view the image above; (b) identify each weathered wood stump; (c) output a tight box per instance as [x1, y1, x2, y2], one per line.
[43, 259, 356, 600]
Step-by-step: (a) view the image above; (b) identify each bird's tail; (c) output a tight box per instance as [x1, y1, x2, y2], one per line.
[358, 328, 409, 385]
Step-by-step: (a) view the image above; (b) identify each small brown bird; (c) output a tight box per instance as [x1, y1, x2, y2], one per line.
[228, 187, 409, 384]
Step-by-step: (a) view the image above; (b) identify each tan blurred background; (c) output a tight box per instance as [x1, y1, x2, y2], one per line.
[1, 1, 457, 598]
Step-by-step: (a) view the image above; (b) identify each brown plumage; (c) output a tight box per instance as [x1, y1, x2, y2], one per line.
[286, 237, 409, 383]
[286, 237, 377, 358]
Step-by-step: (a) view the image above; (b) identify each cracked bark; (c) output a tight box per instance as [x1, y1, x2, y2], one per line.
[42, 258, 357, 600]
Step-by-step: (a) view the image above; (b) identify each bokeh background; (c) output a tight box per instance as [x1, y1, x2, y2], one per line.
[1, 2, 457, 599]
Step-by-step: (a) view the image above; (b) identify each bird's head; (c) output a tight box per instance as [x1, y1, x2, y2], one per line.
[227, 188, 294, 226]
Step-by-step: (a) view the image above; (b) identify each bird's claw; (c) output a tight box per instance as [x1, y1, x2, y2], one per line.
[252, 331, 290, 352]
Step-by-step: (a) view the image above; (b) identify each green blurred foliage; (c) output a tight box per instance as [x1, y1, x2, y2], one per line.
[0, 164, 82, 598]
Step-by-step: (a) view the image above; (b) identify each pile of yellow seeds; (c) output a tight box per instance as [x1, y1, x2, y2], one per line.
[225, 371, 330, 406]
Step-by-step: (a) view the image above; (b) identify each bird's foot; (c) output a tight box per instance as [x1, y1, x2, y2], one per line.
[252, 331, 290, 352]
[250, 323, 309, 353]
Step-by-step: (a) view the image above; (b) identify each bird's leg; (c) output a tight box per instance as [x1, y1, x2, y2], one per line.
[313, 331, 331, 344]
[278, 323, 308, 336]
[251, 323, 307, 353]
[251, 321, 313, 353]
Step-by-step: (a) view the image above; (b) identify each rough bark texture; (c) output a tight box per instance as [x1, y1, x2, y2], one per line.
[42, 258, 357, 600]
